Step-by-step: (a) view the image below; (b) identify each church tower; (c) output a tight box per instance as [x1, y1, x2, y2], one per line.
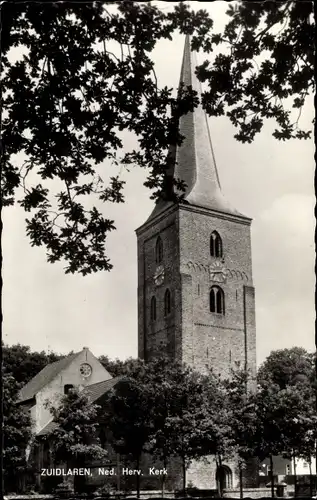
[136, 36, 256, 380]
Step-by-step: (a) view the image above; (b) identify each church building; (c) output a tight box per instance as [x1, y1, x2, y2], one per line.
[136, 35, 256, 381]
[136, 35, 257, 490]
[18, 347, 113, 437]
[16, 35, 257, 495]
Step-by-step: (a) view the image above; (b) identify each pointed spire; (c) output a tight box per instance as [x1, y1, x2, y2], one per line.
[147, 35, 243, 222]
[173, 34, 241, 216]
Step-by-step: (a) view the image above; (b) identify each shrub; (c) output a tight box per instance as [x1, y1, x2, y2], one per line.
[54, 481, 74, 499]
[95, 483, 112, 498]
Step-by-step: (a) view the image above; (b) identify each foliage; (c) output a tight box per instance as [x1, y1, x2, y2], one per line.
[99, 355, 139, 377]
[255, 348, 316, 495]
[2, 342, 316, 495]
[145, 359, 215, 491]
[279, 385, 316, 461]
[2, 342, 139, 386]
[2, 342, 62, 385]
[105, 357, 233, 492]
[104, 357, 219, 494]
[45, 387, 107, 466]
[3, 373, 33, 492]
[1, 2, 210, 275]
[258, 349, 317, 467]
[200, 376, 230, 450]
[194, 373, 238, 497]
[224, 370, 258, 461]
[2, 2, 314, 275]
[53, 481, 74, 499]
[103, 358, 154, 497]
[195, 1, 314, 143]
[221, 370, 258, 497]
[106, 375, 154, 460]
[257, 347, 315, 389]
[95, 483, 112, 498]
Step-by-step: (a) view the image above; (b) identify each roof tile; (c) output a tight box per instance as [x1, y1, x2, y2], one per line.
[81, 376, 123, 403]
[37, 376, 123, 436]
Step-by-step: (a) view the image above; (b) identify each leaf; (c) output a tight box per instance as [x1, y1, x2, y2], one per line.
[2, 1, 314, 274]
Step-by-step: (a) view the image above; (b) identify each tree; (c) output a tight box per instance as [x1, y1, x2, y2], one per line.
[300, 421, 317, 497]
[254, 348, 316, 498]
[223, 370, 258, 498]
[99, 355, 139, 377]
[252, 383, 289, 498]
[45, 388, 107, 492]
[2, 2, 314, 275]
[3, 343, 62, 385]
[257, 347, 315, 390]
[197, 374, 236, 497]
[278, 386, 316, 498]
[1, 2, 210, 275]
[195, 1, 314, 143]
[3, 373, 33, 493]
[145, 359, 214, 494]
[105, 357, 223, 496]
[104, 359, 154, 498]
[257, 347, 316, 496]
[172, 371, 229, 494]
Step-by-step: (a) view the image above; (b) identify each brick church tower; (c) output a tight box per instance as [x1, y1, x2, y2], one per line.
[136, 35, 256, 382]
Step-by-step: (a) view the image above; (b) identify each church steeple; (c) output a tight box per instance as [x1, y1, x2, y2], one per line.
[137, 33, 256, 398]
[172, 34, 242, 216]
[150, 35, 243, 220]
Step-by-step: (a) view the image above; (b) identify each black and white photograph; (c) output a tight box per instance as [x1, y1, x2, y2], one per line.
[2, 2, 316, 499]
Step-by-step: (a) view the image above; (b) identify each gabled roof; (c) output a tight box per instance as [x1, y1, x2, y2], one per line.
[18, 351, 81, 403]
[81, 375, 124, 403]
[37, 376, 124, 437]
[37, 420, 58, 437]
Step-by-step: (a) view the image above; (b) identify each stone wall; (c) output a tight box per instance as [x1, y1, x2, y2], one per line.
[137, 204, 257, 381]
[35, 349, 111, 434]
[178, 205, 256, 379]
[223, 488, 272, 498]
[137, 206, 180, 361]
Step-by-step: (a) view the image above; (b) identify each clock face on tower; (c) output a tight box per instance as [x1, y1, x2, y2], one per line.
[209, 260, 227, 283]
[79, 363, 92, 378]
[154, 265, 165, 286]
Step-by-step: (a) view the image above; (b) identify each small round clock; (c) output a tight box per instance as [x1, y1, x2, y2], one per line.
[79, 363, 92, 378]
[154, 264, 165, 286]
[209, 261, 227, 283]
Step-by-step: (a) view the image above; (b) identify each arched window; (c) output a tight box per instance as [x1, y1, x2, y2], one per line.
[150, 296, 157, 321]
[164, 289, 171, 316]
[155, 236, 163, 264]
[210, 231, 222, 258]
[210, 286, 225, 314]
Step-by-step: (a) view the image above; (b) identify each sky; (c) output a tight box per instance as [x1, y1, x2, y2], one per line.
[2, 2, 315, 367]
